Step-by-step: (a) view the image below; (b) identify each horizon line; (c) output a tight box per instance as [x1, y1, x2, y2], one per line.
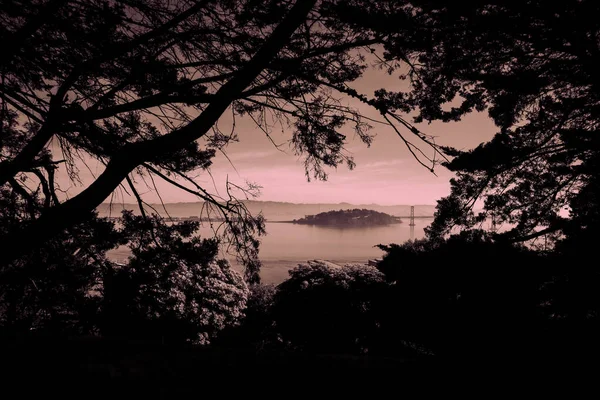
[99, 200, 438, 207]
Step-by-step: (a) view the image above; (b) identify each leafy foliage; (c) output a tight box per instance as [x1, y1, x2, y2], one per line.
[375, 231, 600, 356]
[0, 211, 120, 335]
[99, 211, 250, 344]
[272, 261, 388, 354]
[0, 0, 445, 270]
[0, 206, 249, 344]
[215, 283, 279, 351]
[4, 0, 600, 359]
[0, 167, 122, 334]
[340, 0, 600, 243]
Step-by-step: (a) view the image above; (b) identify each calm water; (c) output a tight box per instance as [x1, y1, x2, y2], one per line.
[108, 219, 430, 284]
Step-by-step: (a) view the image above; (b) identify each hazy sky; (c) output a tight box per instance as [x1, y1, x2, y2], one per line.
[55, 66, 498, 206]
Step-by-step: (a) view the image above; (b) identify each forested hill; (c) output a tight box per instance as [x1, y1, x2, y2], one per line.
[292, 209, 402, 227]
[96, 201, 435, 221]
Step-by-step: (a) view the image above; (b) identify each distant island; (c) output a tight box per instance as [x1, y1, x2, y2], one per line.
[96, 201, 436, 221]
[292, 209, 402, 227]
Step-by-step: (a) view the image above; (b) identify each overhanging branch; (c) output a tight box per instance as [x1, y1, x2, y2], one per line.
[0, 0, 319, 265]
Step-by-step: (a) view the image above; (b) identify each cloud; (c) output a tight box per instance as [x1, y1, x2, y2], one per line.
[360, 159, 405, 170]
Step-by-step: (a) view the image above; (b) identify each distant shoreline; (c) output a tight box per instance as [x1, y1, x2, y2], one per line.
[98, 200, 437, 207]
[96, 201, 438, 223]
[269, 216, 434, 222]
[103, 217, 434, 223]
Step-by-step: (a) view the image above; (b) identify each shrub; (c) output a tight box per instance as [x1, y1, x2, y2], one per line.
[101, 259, 249, 345]
[216, 283, 278, 350]
[377, 231, 546, 356]
[272, 261, 388, 355]
[99, 212, 249, 344]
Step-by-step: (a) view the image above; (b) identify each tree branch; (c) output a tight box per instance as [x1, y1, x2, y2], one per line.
[0, 0, 319, 265]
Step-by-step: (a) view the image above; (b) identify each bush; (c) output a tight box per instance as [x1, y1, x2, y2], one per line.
[0, 210, 121, 336]
[377, 230, 546, 356]
[215, 283, 278, 350]
[272, 261, 388, 355]
[101, 258, 249, 345]
[99, 212, 249, 344]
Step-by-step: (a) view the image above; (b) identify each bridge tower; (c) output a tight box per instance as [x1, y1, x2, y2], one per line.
[409, 206, 416, 226]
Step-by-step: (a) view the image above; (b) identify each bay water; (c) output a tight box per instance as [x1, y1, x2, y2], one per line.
[107, 219, 430, 284]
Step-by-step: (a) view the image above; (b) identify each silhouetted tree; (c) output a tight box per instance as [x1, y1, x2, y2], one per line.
[0, 0, 445, 278]
[358, 1, 600, 354]
[0, 184, 122, 334]
[100, 212, 249, 344]
[377, 231, 545, 357]
[341, 0, 600, 244]
[536, 173, 600, 349]
[0, 186, 249, 342]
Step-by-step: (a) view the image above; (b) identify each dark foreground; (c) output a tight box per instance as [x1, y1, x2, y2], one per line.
[1, 336, 598, 395]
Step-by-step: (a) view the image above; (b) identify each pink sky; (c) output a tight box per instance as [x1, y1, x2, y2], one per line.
[54, 67, 498, 206]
